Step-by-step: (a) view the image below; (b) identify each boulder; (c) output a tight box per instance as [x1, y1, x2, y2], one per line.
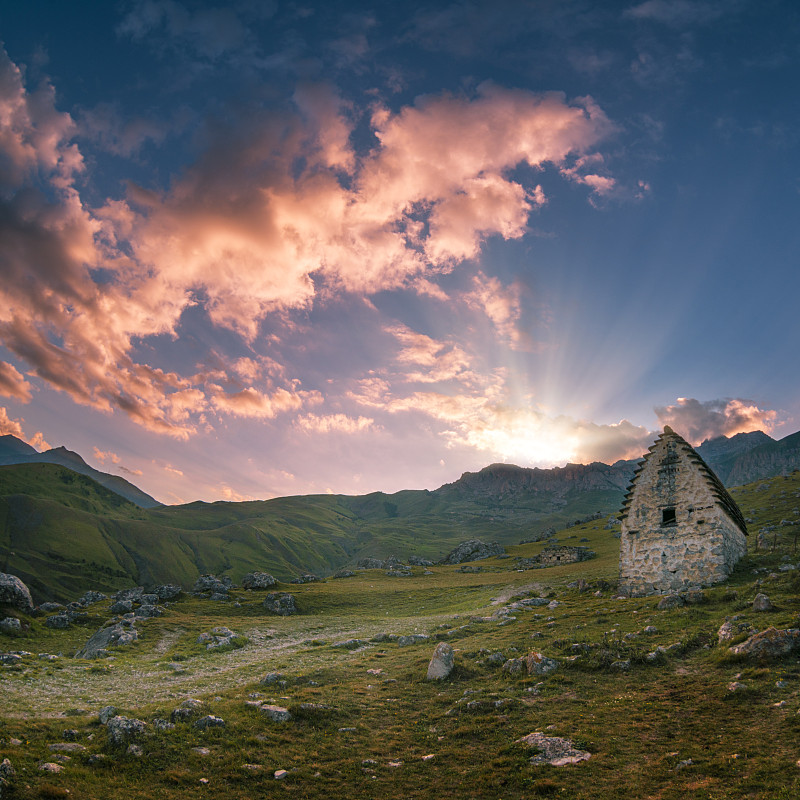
[241, 572, 277, 590]
[332, 569, 355, 579]
[397, 634, 429, 646]
[45, 614, 71, 629]
[171, 698, 207, 722]
[290, 573, 319, 584]
[408, 555, 434, 567]
[0, 617, 21, 634]
[752, 593, 775, 612]
[113, 587, 144, 603]
[193, 575, 231, 594]
[0, 758, 15, 797]
[729, 627, 800, 660]
[657, 594, 685, 610]
[263, 593, 298, 616]
[197, 626, 239, 649]
[356, 558, 385, 570]
[439, 539, 505, 565]
[74, 621, 138, 659]
[516, 732, 591, 766]
[109, 599, 134, 614]
[106, 716, 147, 744]
[194, 715, 225, 729]
[0, 574, 33, 612]
[77, 591, 107, 606]
[149, 584, 182, 601]
[98, 706, 117, 724]
[258, 704, 291, 722]
[426, 642, 454, 680]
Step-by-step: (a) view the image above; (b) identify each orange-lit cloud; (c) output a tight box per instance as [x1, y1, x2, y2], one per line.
[463, 272, 525, 347]
[93, 447, 121, 465]
[0, 44, 615, 441]
[0, 361, 32, 402]
[0, 406, 50, 450]
[295, 413, 377, 434]
[654, 397, 778, 444]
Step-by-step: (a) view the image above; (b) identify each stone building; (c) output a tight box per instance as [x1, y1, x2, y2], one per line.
[618, 426, 747, 595]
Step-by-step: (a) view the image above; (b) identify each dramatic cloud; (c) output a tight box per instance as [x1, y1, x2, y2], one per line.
[0, 43, 616, 440]
[0, 361, 32, 402]
[295, 413, 377, 434]
[654, 397, 778, 443]
[0, 406, 49, 449]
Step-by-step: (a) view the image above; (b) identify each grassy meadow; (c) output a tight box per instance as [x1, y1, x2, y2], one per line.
[1, 472, 800, 798]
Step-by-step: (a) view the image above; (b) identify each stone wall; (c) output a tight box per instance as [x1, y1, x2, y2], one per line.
[619, 432, 747, 595]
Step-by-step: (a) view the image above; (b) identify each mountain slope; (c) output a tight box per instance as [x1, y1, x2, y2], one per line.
[0, 436, 161, 508]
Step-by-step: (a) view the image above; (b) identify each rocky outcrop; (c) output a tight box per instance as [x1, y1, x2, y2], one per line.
[193, 575, 232, 594]
[0, 573, 33, 612]
[439, 539, 505, 565]
[197, 626, 239, 649]
[241, 572, 277, 590]
[106, 716, 147, 744]
[74, 620, 138, 658]
[263, 592, 298, 615]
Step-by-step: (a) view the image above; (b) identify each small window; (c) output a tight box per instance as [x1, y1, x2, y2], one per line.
[662, 507, 676, 526]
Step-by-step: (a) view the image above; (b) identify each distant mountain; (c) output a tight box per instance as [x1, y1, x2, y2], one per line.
[0, 435, 160, 508]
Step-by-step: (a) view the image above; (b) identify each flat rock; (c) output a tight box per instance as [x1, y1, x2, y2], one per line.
[516, 732, 591, 766]
[259, 704, 291, 722]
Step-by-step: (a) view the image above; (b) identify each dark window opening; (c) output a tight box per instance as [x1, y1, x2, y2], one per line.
[662, 507, 677, 526]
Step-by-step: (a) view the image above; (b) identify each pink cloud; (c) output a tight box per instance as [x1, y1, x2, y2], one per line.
[463, 272, 525, 347]
[93, 447, 121, 465]
[0, 45, 616, 442]
[295, 413, 377, 434]
[0, 406, 49, 449]
[0, 361, 32, 402]
[654, 397, 778, 444]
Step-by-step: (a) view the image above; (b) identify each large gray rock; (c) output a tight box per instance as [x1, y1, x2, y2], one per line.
[149, 584, 182, 601]
[0, 617, 21, 634]
[729, 627, 800, 660]
[439, 539, 505, 565]
[426, 642, 454, 680]
[74, 621, 138, 658]
[171, 698, 207, 722]
[263, 593, 298, 615]
[502, 651, 559, 676]
[241, 572, 277, 590]
[752, 593, 775, 612]
[0, 757, 15, 797]
[193, 575, 232, 594]
[0, 574, 33, 612]
[106, 716, 147, 744]
[77, 590, 107, 606]
[45, 614, 71, 629]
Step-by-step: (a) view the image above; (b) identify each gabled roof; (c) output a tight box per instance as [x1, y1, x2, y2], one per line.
[619, 426, 747, 535]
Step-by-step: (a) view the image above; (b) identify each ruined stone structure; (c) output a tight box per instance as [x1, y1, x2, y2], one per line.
[619, 427, 747, 595]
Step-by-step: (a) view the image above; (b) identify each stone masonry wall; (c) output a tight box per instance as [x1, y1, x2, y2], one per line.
[619, 435, 747, 595]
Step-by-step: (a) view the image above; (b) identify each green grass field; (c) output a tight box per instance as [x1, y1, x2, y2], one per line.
[2, 471, 800, 798]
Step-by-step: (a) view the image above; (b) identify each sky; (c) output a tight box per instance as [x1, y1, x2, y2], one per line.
[0, 0, 798, 505]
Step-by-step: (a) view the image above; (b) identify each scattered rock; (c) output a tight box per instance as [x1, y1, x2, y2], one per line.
[332, 569, 356, 579]
[611, 660, 631, 671]
[0, 758, 15, 796]
[77, 590, 107, 606]
[198, 626, 239, 649]
[171, 699, 207, 722]
[38, 762, 63, 773]
[673, 758, 693, 771]
[503, 652, 558, 676]
[106, 716, 147, 745]
[192, 575, 232, 594]
[150, 584, 183, 601]
[0, 574, 33, 612]
[516, 732, 591, 766]
[75, 621, 138, 659]
[194, 715, 225, 729]
[291, 573, 320, 584]
[274, 769, 289, 780]
[728, 681, 747, 692]
[241, 572, 277, 590]
[683, 590, 706, 605]
[408, 556, 434, 566]
[427, 642, 455, 680]
[45, 613, 71, 629]
[397, 634, 429, 646]
[263, 592, 298, 616]
[439, 539, 505, 565]
[109, 599, 134, 614]
[258, 704, 291, 722]
[98, 706, 117, 724]
[134, 604, 163, 619]
[193, 747, 211, 756]
[48, 743, 86, 753]
[729, 627, 800, 660]
[259, 672, 285, 685]
[753, 593, 775, 612]
[356, 558, 385, 570]
[127, 744, 144, 757]
[0, 617, 21, 634]
[657, 594, 685, 610]
[151, 718, 175, 731]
